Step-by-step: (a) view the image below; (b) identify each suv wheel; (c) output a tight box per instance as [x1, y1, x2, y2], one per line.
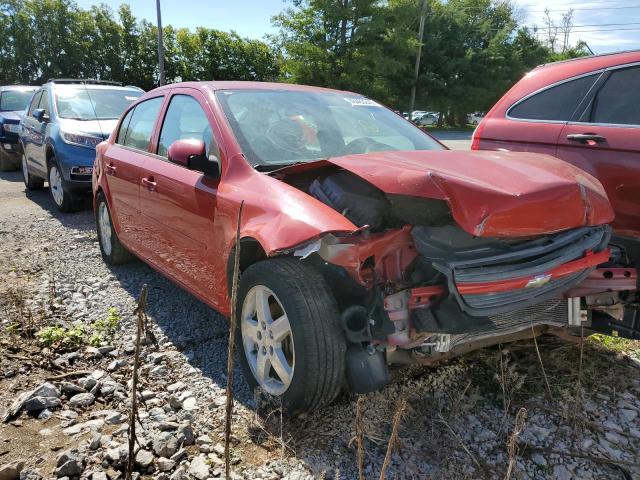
[237, 258, 346, 414]
[48, 159, 75, 212]
[95, 191, 134, 265]
[21, 152, 44, 190]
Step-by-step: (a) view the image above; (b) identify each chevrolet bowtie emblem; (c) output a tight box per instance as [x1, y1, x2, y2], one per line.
[525, 274, 552, 288]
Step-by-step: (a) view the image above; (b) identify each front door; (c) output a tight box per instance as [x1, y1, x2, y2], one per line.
[556, 65, 640, 237]
[139, 90, 222, 299]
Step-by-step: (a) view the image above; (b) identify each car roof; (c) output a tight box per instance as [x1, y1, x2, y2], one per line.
[531, 49, 640, 80]
[0, 85, 37, 92]
[141, 81, 358, 97]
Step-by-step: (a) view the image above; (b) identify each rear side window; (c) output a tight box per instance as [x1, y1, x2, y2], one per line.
[119, 97, 163, 151]
[116, 108, 135, 145]
[157, 95, 218, 158]
[509, 74, 598, 122]
[590, 67, 640, 125]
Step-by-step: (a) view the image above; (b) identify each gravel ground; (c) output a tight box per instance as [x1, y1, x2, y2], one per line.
[1, 169, 639, 480]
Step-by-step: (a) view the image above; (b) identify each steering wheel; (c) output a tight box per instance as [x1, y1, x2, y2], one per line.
[343, 137, 393, 155]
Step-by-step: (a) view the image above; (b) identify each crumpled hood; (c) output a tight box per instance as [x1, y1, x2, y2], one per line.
[328, 150, 614, 237]
[58, 118, 119, 139]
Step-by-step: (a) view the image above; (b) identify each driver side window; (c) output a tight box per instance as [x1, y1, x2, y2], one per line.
[28, 91, 42, 117]
[157, 94, 219, 160]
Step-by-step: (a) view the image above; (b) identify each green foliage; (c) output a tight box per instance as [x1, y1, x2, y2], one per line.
[36, 323, 85, 348]
[0, 0, 280, 88]
[35, 307, 121, 349]
[89, 307, 121, 346]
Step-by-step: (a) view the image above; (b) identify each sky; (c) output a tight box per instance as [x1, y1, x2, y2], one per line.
[74, 0, 640, 54]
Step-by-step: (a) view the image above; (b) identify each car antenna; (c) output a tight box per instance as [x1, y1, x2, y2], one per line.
[82, 81, 106, 139]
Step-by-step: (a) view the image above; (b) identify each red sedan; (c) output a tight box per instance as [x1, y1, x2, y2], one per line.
[93, 82, 632, 413]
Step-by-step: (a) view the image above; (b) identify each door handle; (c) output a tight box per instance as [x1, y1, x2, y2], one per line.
[141, 176, 157, 191]
[566, 133, 606, 145]
[105, 163, 116, 175]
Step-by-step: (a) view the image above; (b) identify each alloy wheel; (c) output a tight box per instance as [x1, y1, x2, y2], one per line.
[49, 165, 64, 206]
[98, 201, 113, 256]
[241, 285, 295, 395]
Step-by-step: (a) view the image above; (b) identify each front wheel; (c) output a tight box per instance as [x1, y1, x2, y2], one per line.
[236, 258, 346, 414]
[48, 159, 76, 212]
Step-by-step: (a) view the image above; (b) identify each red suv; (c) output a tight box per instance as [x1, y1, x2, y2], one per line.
[473, 51, 640, 342]
[93, 82, 633, 413]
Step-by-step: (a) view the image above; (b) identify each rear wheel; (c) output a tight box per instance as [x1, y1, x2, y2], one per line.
[48, 158, 76, 212]
[95, 191, 134, 265]
[21, 152, 44, 190]
[237, 258, 346, 414]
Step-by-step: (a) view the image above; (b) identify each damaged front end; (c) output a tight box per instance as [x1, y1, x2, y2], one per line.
[273, 153, 638, 394]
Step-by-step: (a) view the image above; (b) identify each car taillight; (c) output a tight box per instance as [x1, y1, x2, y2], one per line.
[470, 120, 484, 150]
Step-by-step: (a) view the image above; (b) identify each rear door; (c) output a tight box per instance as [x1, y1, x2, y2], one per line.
[557, 65, 640, 237]
[482, 72, 601, 155]
[102, 96, 164, 249]
[138, 89, 222, 297]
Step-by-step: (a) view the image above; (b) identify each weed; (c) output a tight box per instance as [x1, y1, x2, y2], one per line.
[36, 324, 85, 348]
[89, 307, 121, 346]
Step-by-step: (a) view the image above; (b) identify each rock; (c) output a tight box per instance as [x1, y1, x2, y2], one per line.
[55, 450, 84, 477]
[188, 456, 209, 480]
[89, 434, 101, 450]
[552, 464, 572, 480]
[181, 397, 197, 411]
[169, 468, 186, 480]
[177, 424, 195, 446]
[0, 460, 25, 480]
[17, 467, 42, 479]
[620, 408, 638, 422]
[69, 393, 95, 408]
[37, 409, 53, 420]
[531, 453, 546, 466]
[24, 397, 61, 412]
[212, 444, 225, 456]
[104, 411, 126, 425]
[60, 382, 85, 397]
[32, 383, 60, 399]
[107, 360, 126, 372]
[91, 473, 108, 480]
[134, 450, 154, 469]
[156, 458, 175, 472]
[167, 382, 185, 393]
[153, 432, 179, 458]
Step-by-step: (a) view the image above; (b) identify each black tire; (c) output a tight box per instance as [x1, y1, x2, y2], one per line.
[95, 191, 135, 265]
[236, 258, 346, 414]
[21, 152, 44, 190]
[48, 157, 77, 212]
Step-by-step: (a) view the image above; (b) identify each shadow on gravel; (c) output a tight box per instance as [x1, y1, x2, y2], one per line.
[0, 170, 23, 182]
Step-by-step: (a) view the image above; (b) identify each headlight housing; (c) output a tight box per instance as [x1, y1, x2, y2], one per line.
[62, 131, 102, 149]
[3, 123, 21, 134]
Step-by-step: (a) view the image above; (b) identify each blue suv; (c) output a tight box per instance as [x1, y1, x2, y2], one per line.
[0, 85, 37, 171]
[20, 79, 143, 212]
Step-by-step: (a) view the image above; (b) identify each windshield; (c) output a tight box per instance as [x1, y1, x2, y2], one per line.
[0, 90, 35, 112]
[55, 86, 142, 120]
[216, 89, 444, 166]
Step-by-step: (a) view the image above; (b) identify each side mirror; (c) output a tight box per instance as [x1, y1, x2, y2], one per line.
[167, 139, 220, 178]
[33, 108, 48, 122]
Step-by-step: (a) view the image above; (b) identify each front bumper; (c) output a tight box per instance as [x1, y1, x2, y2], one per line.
[412, 225, 612, 316]
[57, 145, 95, 192]
[0, 138, 21, 160]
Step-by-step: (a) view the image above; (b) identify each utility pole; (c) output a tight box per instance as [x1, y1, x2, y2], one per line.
[156, 0, 165, 86]
[409, 0, 427, 116]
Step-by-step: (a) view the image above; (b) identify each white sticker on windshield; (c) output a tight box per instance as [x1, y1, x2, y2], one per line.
[125, 96, 138, 101]
[343, 97, 381, 107]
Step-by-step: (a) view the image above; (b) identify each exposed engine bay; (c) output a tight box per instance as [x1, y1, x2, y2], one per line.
[271, 163, 640, 393]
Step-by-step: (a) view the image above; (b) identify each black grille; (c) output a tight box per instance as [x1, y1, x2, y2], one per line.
[451, 298, 569, 348]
